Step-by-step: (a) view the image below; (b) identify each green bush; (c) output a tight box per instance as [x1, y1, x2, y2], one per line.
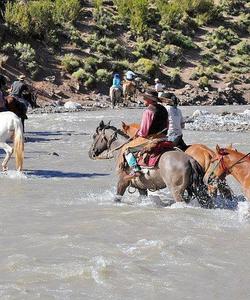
[5, 2, 31, 35]
[134, 58, 158, 76]
[236, 41, 250, 55]
[206, 26, 240, 52]
[220, 0, 246, 16]
[161, 29, 196, 49]
[96, 68, 111, 83]
[160, 45, 183, 65]
[198, 76, 209, 88]
[61, 54, 81, 73]
[28, 0, 54, 37]
[83, 56, 100, 73]
[14, 42, 38, 78]
[72, 68, 88, 81]
[133, 38, 160, 58]
[130, 0, 149, 36]
[91, 37, 126, 59]
[54, 0, 81, 23]
[168, 68, 181, 85]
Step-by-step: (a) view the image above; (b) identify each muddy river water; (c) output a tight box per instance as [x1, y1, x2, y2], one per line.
[0, 106, 250, 300]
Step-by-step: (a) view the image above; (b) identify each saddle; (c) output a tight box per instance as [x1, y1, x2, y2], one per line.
[137, 140, 175, 167]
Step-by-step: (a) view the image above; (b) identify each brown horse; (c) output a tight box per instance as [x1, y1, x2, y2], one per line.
[89, 121, 212, 207]
[204, 145, 250, 201]
[5, 91, 38, 132]
[123, 81, 137, 105]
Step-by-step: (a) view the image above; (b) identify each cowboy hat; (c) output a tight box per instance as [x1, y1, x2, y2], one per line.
[154, 78, 160, 83]
[159, 92, 178, 105]
[143, 90, 159, 102]
[18, 75, 26, 80]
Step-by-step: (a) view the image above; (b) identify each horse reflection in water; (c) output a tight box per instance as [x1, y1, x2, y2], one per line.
[0, 111, 24, 171]
[5, 91, 38, 132]
[89, 121, 212, 208]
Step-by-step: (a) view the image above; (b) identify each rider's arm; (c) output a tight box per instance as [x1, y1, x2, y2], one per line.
[137, 109, 154, 137]
[180, 110, 185, 128]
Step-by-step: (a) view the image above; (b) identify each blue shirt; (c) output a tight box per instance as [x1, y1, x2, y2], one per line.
[113, 77, 121, 88]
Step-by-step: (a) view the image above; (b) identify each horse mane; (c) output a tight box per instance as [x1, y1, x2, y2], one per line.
[101, 124, 129, 139]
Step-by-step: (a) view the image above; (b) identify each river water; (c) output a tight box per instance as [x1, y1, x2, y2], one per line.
[0, 106, 250, 300]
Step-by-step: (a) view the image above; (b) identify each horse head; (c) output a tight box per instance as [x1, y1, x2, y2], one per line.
[121, 122, 139, 138]
[88, 120, 117, 159]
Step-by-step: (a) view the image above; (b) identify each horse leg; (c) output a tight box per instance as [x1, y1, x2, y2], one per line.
[0, 142, 13, 171]
[114, 174, 130, 202]
[138, 188, 148, 197]
[170, 186, 185, 202]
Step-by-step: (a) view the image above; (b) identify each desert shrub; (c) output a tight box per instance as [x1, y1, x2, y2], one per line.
[109, 59, 132, 72]
[229, 55, 250, 68]
[201, 52, 219, 66]
[220, 0, 246, 16]
[158, 2, 183, 27]
[54, 0, 81, 23]
[236, 41, 250, 55]
[235, 13, 250, 34]
[85, 76, 96, 88]
[113, 0, 130, 22]
[133, 38, 160, 58]
[83, 56, 100, 73]
[94, 0, 103, 12]
[94, 7, 115, 35]
[160, 45, 183, 65]
[61, 54, 81, 73]
[1, 43, 14, 54]
[14, 42, 38, 77]
[96, 68, 111, 83]
[67, 26, 82, 46]
[177, 13, 198, 36]
[168, 68, 181, 85]
[5, 2, 31, 35]
[130, 0, 149, 36]
[134, 58, 158, 77]
[91, 37, 126, 59]
[28, 0, 54, 37]
[198, 76, 209, 88]
[190, 65, 214, 80]
[161, 29, 196, 49]
[72, 68, 89, 81]
[206, 26, 240, 52]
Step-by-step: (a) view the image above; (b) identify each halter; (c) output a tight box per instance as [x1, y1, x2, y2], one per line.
[207, 151, 250, 183]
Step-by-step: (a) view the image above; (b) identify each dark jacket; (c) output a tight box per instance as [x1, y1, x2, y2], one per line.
[148, 103, 168, 135]
[11, 80, 28, 98]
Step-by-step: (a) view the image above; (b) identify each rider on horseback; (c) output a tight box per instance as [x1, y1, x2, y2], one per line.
[125, 70, 136, 82]
[10, 75, 30, 110]
[122, 90, 169, 179]
[160, 92, 188, 151]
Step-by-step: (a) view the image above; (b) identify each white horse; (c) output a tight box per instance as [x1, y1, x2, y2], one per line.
[0, 111, 24, 171]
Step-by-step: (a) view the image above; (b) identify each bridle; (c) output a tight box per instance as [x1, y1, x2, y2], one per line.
[207, 150, 250, 184]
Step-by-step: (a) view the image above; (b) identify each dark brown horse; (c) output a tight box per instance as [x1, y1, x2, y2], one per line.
[5, 91, 38, 132]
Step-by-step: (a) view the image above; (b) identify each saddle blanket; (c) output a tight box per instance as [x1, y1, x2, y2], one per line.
[137, 141, 174, 167]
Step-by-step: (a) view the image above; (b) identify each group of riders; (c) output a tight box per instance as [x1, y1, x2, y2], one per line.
[120, 88, 188, 179]
[0, 73, 30, 113]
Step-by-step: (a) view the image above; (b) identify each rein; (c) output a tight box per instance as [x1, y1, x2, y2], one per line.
[207, 151, 250, 183]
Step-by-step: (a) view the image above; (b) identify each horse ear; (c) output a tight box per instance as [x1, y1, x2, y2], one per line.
[227, 143, 233, 149]
[216, 144, 221, 153]
[99, 120, 104, 128]
[107, 120, 111, 126]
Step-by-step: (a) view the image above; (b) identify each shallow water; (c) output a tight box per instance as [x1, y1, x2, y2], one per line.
[0, 106, 250, 300]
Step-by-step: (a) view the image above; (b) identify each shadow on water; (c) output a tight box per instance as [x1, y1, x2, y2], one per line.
[26, 169, 109, 179]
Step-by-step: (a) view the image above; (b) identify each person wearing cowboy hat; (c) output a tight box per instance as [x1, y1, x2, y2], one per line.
[123, 89, 169, 178]
[154, 78, 165, 98]
[10, 74, 29, 99]
[159, 92, 188, 151]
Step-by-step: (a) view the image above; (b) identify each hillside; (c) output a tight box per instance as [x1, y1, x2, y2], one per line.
[0, 0, 249, 108]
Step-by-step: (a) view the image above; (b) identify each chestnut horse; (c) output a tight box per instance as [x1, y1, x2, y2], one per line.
[204, 145, 250, 201]
[5, 91, 38, 132]
[0, 111, 24, 171]
[89, 121, 212, 207]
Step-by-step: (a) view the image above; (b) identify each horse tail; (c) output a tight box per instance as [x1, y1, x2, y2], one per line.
[13, 118, 24, 171]
[189, 158, 213, 208]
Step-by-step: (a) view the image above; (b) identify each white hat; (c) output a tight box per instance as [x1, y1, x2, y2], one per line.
[154, 78, 160, 83]
[18, 75, 26, 80]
